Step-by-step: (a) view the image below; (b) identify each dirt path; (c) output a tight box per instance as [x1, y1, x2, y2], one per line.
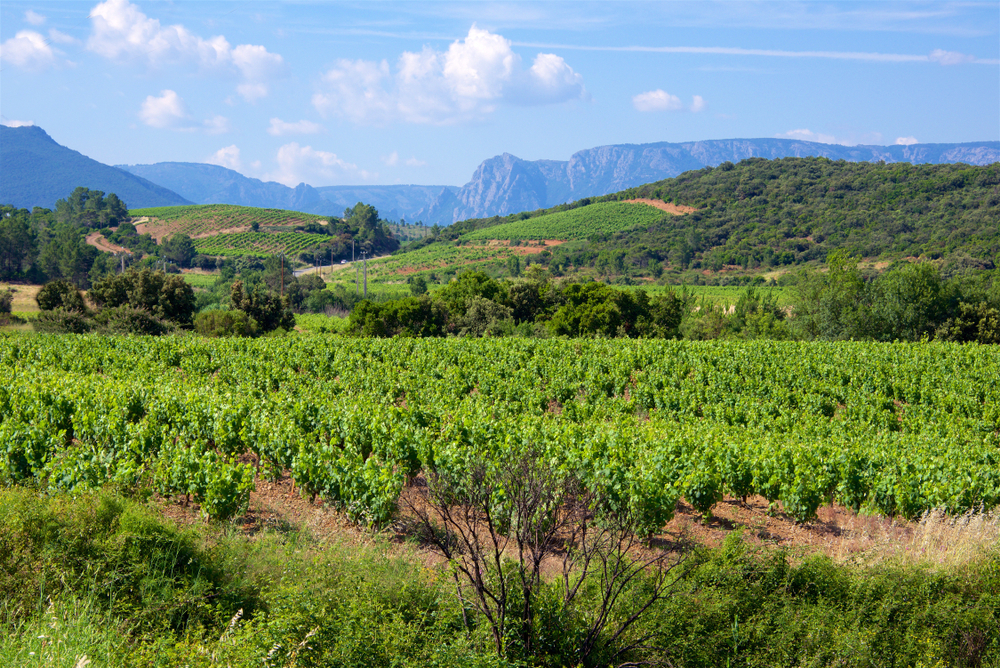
[85, 232, 130, 255]
[623, 198, 697, 215]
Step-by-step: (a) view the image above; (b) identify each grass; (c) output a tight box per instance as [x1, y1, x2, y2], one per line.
[1, 486, 998, 667]
[1, 283, 42, 313]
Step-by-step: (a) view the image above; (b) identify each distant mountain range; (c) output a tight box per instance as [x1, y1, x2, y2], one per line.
[4, 123, 998, 224]
[0, 125, 191, 210]
[119, 139, 1000, 224]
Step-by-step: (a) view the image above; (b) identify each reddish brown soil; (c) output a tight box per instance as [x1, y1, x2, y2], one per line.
[623, 199, 697, 215]
[152, 472, 916, 565]
[85, 232, 130, 255]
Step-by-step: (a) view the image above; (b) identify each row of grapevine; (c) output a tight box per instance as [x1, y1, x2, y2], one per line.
[192, 231, 330, 257]
[461, 201, 669, 241]
[2, 335, 997, 524]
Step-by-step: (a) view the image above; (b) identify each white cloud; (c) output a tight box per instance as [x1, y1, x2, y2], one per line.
[48, 29, 76, 45]
[203, 115, 231, 135]
[206, 145, 242, 170]
[139, 89, 190, 129]
[632, 90, 682, 112]
[405, 157, 427, 167]
[632, 89, 705, 113]
[895, 136, 919, 146]
[928, 49, 974, 65]
[268, 118, 323, 136]
[382, 151, 400, 166]
[313, 25, 586, 125]
[777, 128, 839, 144]
[87, 0, 285, 99]
[265, 142, 372, 187]
[0, 30, 55, 70]
[25, 10, 46, 26]
[1, 120, 35, 127]
[519, 42, 998, 65]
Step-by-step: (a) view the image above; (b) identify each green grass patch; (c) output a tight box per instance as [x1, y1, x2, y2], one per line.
[462, 201, 670, 241]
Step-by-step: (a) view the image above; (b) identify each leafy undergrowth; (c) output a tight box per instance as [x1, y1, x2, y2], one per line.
[2, 487, 998, 668]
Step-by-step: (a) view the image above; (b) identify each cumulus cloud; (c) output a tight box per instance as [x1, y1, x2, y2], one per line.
[1, 120, 35, 127]
[203, 115, 231, 135]
[0, 30, 56, 70]
[265, 143, 372, 187]
[87, 0, 285, 100]
[206, 145, 242, 170]
[48, 29, 76, 45]
[928, 49, 975, 65]
[313, 25, 586, 125]
[895, 136, 919, 145]
[776, 128, 839, 144]
[268, 118, 324, 136]
[139, 89, 190, 129]
[632, 89, 705, 112]
[25, 10, 46, 26]
[380, 152, 427, 168]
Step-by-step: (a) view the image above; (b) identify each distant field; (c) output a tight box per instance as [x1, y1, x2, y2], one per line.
[130, 204, 329, 239]
[325, 243, 522, 284]
[1, 283, 41, 313]
[646, 284, 793, 307]
[191, 231, 330, 257]
[179, 273, 218, 289]
[462, 201, 671, 241]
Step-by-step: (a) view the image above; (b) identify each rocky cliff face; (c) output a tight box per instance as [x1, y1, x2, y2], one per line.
[431, 139, 1000, 224]
[115, 138, 1000, 225]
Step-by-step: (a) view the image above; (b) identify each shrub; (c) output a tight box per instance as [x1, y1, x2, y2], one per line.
[36, 280, 87, 313]
[33, 308, 92, 334]
[94, 306, 172, 336]
[0, 289, 12, 314]
[194, 309, 260, 337]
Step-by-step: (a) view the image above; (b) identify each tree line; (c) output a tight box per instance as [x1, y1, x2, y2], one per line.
[348, 258, 1000, 344]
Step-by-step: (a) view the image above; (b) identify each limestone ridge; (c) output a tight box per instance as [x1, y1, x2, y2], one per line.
[430, 139, 1000, 224]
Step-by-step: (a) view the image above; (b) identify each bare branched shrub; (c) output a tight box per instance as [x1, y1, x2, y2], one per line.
[405, 444, 685, 665]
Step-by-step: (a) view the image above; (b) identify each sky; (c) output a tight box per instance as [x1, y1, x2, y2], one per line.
[2, 1, 998, 188]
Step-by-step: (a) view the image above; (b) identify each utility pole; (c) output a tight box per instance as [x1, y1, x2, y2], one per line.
[364, 252, 367, 298]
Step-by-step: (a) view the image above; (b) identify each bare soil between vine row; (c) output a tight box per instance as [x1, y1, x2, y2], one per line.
[151, 471, 996, 570]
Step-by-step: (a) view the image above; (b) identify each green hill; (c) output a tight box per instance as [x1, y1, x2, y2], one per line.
[130, 204, 329, 236]
[395, 157, 999, 283]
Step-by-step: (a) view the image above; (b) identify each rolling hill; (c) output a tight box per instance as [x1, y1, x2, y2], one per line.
[369, 157, 1000, 285]
[0, 125, 191, 210]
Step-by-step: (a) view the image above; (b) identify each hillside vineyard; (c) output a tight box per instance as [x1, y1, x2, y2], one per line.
[2, 335, 997, 525]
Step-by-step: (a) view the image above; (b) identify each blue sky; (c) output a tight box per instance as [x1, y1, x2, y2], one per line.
[2, 1, 998, 187]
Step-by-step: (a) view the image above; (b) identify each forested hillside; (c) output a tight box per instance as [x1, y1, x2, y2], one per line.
[418, 158, 999, 282]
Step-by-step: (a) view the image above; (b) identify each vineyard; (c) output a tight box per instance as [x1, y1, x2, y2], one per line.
[130, 204, 329, 238]
[2, 335, 997, 528]
[326, 242, 523, 283]
[191, 231, 330, 257]
[462, 201, 671, 241]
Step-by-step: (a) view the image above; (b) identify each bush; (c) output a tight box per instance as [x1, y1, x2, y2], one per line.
[94, 306, 172, 336]
[0, 289, 12, 314]
[32, 308, 92, 334]
[36, 280, 87, 313]
[194, 309, 260, 337]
